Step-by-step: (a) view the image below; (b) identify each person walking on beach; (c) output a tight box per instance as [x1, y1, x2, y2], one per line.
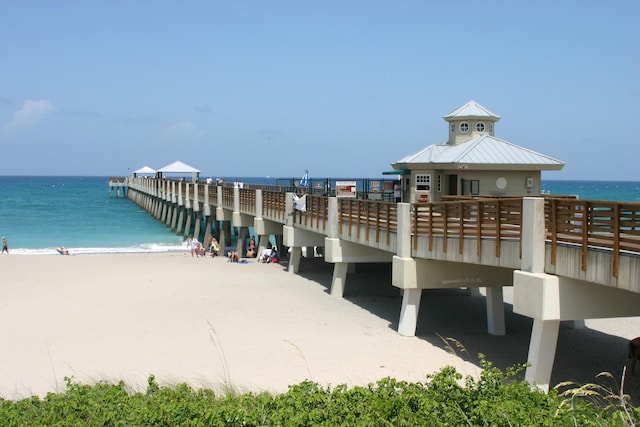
[185, 235, 198, 257]
[2, 237, 8, 254]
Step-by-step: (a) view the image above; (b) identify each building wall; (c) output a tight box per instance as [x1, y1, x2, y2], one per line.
[408, 169, 541, 202]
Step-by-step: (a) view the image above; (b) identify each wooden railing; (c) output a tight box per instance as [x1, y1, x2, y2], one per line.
[221, 187, 234, 209]
[239, 188, 256, 215]
[262, 190, 286, 222]
[338, 199, 398, 245]
[293, 195, 329, 231]
[545, 198, 640, 277]
[412, 198, 523, 257]
[129, 178, 639, 279]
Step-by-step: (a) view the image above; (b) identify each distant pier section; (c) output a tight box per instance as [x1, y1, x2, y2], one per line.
[108, 177, 128, 198]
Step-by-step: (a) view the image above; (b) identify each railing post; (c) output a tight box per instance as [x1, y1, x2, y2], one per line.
[521, 197, 546, 274]
[396, 203, 411, 258]
[255, 189, 263, 218]
[327, 197, 338, 238]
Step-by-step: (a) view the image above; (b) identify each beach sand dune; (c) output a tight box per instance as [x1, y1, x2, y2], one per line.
[0, 253, 638, 403]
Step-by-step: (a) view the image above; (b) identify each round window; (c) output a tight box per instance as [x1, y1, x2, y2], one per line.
[459, 122, 469, 133]
[496, 177, 507, 190]
[476, 122, 485, 132]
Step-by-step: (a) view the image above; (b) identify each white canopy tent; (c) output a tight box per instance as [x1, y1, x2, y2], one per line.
[132, 166, 156, 177]
[156, 161, 201, 182]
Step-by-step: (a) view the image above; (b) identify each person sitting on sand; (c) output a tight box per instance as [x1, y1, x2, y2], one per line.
[195, 241, 206, 258]
[269, 246, 279, 264]
[248, 236, 257, 257]
[228, 251, 240, 263]
[259, 248, 272, 263]
[208, 237, 220, 257]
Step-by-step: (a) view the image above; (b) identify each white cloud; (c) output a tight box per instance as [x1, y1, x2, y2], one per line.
[2, 99, 54, 133]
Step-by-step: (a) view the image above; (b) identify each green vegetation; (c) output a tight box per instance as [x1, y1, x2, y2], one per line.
[0, 358, 637, 426]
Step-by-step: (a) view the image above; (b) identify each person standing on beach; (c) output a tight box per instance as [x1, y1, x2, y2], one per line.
[2, 237, 8, 254]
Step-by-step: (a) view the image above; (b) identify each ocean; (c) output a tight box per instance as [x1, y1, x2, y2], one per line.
[0, 176, 637, 255]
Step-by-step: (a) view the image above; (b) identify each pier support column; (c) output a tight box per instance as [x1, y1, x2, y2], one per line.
[486, 286, 506, 336]
[258, 235, 270, 256]
[289, 246, 302, 273]
[515, 197, 559, 392]
[165, 204, 173, 227]
[175, 207, 185, 236]
[398, 288, 422, 337]
[219, 221, 231, 254]
[330, 262, 349, 297]
[525, 319, 560, 392]
[193, 211, 202, 242]
[236, 227, 248, 256]
[183, 210, 193, 238]
[204, 215, 213, 244]
[170, 206, 179, 231]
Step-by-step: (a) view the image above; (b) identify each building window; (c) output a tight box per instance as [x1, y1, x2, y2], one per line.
[476, 122, 485, 132]
[459, 122, 469, 133]
[490, 123, 494, 133]
[436, 174, 442, 192]
[450, 123, 455, 133]
[415, 174, 431, 191]
[461, 179, 480, 195]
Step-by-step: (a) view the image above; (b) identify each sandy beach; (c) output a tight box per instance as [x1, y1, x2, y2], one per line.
[0, 252, 638, 403]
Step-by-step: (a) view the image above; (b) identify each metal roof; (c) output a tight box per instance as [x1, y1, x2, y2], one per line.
[393, 135, 564, 169]
[157, 160, 201, 173]
[444, 100, 500, 120]
[133, 166, 156, 174]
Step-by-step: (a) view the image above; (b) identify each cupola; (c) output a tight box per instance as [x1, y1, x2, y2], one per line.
[444, 100, 500, 145]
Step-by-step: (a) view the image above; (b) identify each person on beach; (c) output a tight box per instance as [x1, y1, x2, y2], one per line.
[2, 237, 8, 254]
[56, 246, 70, 255]
[185, 235, 199, 257]
[228, 251, 240, 263]
[248, 236, 257, 257]
[195, 241, 206, 257]
[269, 246, 279, 264]
[208, 237, 220, 257]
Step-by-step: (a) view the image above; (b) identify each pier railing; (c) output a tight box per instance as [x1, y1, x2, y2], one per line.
[293, 195, 329, 231]
[120, 177, 639, 279]
[262, 190, 287, 222]
[546, 198, 640, 277]
[411, 198, 523, 257]
[338, 199, 398, 245]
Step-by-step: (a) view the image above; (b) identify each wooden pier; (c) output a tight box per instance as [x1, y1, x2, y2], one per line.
[109, 176, 640, 391]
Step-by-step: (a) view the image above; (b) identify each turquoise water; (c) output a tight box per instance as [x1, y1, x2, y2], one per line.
[0, 176, 637, 254]
[541, 180, 639, 202]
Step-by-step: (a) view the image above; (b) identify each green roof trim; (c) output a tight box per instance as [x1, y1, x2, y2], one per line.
[382, 169, 411, 176]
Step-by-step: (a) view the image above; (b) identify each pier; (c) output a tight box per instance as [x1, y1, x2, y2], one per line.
[110, 176, 640, 391]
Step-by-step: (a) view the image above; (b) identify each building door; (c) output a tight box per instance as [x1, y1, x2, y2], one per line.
[448, 174, 458, 196]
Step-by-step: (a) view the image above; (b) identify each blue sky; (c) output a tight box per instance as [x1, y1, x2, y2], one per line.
[1, 1, 638, 180]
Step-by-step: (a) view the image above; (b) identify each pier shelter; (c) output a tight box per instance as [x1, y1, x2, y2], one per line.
[388, 100, 564, 203]
[156, 160, 201, 183]
[132, 165, 156, 178]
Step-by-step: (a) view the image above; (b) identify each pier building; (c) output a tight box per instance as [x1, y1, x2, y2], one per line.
[111, 102, 640, 393]
[387, 100, 564, 203]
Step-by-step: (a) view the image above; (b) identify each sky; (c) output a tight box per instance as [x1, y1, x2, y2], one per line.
[1, 1, 638, 181]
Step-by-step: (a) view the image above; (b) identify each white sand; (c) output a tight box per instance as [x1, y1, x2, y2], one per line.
[0, 252, 638, 402]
